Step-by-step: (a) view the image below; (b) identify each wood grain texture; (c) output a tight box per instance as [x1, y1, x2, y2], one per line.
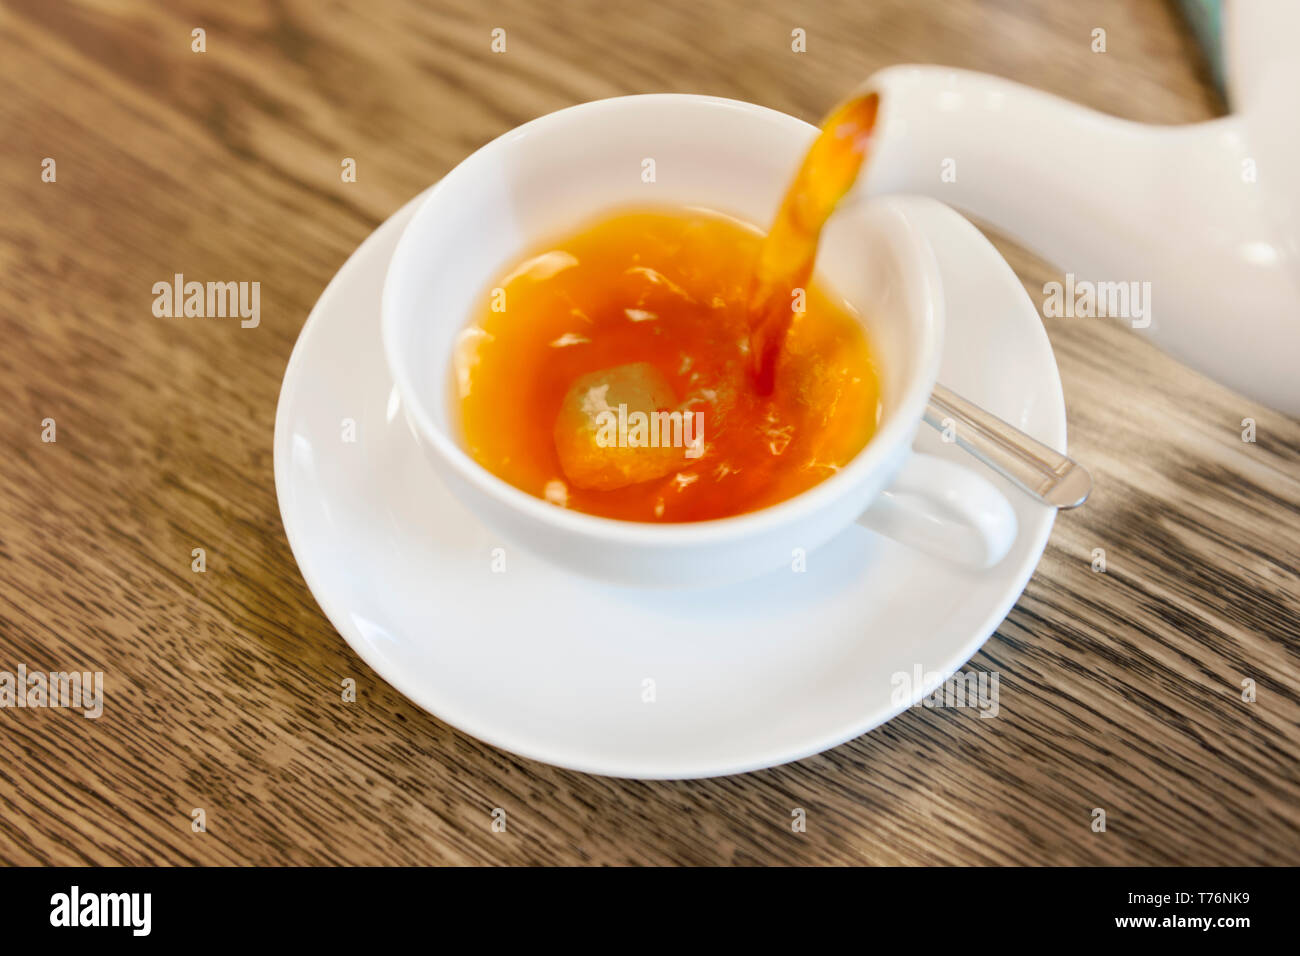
[0, 0, 1296, 866]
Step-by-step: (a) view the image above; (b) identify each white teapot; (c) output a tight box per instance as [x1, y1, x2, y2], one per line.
[857, 0, 1300, 415]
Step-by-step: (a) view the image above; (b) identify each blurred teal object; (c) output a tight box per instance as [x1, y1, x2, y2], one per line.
[1178, 0, 1225, 91]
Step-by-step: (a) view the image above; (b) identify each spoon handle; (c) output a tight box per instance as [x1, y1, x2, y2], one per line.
[924, 383, 1091, 509]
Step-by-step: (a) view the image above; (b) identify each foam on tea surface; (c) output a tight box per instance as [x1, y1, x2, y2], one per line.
[553, 362, 690, 491]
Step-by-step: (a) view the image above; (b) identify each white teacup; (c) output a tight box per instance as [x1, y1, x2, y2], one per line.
[382, 94, 1016, 588]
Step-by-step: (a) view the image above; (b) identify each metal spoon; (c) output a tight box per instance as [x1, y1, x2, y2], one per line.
[924, 383, 1091, 508]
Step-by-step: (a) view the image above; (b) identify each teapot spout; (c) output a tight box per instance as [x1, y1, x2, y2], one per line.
[855, 66, 1300, 415]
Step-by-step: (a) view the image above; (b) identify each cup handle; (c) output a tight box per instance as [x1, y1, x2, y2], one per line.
[856, 452, 1018, 569]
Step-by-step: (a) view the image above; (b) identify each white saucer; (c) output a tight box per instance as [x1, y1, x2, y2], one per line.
[274, 192, 1066, 779]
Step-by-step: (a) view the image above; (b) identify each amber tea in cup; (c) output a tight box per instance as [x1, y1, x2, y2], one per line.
[454, 205, 882, 522]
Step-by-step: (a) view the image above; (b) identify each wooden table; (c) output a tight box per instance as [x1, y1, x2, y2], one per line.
[1, 0, 1296, 866]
